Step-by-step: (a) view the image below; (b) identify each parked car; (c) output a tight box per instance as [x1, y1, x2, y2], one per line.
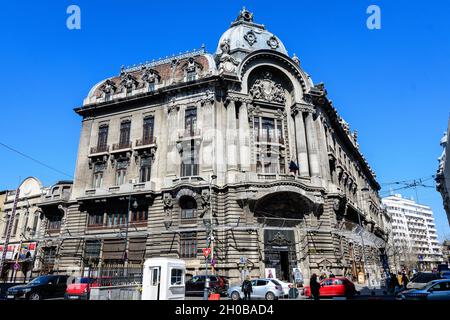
[397, 279, 450, 300]
[440, 270, 450, 279]
[227, 278, 284, 300]
[6, 275, 69, 300]
[64, 277, 98, 300]
[406, 272, 442, 290]
[304, 277, 356, 298]
[272, 279, 294, 297]
[185, 275, 228, 296]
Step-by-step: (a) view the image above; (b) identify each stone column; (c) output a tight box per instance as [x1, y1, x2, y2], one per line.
[226, 99, 238, 182]
[292, 106, 310, 177]
[305, 111, 321, 178]
[239, 101, 251, 173]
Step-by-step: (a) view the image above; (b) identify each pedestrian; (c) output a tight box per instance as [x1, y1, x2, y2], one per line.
[329, 272, 335, 278]
[401, 272, 409, 290]
[242, 276, 253, 300]
[397, 271, 403, 288]
[310, 273, 321, 301]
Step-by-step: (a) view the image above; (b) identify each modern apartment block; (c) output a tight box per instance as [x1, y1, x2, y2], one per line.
[382, 194, 443, 270]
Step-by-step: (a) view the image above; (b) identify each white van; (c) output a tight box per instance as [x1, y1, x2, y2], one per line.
[141, 258, 186, 300]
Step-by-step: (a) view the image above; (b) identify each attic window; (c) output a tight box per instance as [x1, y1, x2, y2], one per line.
[186, 70, 197, 82]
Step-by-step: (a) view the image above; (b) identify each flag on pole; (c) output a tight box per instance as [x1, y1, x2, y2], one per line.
[289, 160, 299, 175]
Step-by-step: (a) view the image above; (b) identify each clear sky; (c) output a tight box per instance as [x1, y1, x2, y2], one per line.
[0, 1, 449, 241]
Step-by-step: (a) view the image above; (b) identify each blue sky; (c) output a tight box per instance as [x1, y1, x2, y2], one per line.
[0, 1, 449, 240]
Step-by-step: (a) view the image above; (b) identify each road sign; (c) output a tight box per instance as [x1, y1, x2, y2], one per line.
[202, 248, 211, 258]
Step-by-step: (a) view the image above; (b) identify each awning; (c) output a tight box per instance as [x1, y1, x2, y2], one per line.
[127, 237, 147, 262]
[102, 239, 126, 260]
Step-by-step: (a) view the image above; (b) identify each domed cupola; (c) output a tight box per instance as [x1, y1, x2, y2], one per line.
[215, 7, 288, 71]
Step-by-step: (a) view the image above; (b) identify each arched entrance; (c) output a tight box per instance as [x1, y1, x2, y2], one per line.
[253, 191, 313, 282]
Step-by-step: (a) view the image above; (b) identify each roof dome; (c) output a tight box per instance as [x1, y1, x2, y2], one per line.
[216, 8, 288, 57]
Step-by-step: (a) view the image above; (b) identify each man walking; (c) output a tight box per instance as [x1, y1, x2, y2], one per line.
[242, 276, 253, 300]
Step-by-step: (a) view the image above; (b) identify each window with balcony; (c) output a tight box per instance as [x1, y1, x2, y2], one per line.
[180, 232, 197, 258]
[118, 120, 131, 149]
[97, 124, 109, 152]
[139, 156, 152, 183]
[142, 116, 155, 145]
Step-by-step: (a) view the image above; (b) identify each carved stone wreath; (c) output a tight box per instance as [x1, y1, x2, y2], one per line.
[267, 36, 280, 49]
[244, 30, 257, 46]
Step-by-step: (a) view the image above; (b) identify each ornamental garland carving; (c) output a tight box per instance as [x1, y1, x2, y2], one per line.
[249, 72, 286, 104]
[244, 30, 257, 46]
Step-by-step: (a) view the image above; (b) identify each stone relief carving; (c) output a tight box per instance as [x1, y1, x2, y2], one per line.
[163, 193, 174, 229]
[217, 39, 239, 74]
[249, 72, 285, 103]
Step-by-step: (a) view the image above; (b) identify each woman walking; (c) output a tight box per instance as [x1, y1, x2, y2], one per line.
[242, 276, 253, 300]
[310, 273, 321, 301]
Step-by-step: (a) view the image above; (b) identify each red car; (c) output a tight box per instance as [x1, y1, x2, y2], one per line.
[64, 277, 100, 300]
[304, 277, 357, 298]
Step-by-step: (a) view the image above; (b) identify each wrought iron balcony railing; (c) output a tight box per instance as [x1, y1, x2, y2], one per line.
[90, 145, 109, 154]
[136, 136, 157, 147]
[112, 141, 132, 151]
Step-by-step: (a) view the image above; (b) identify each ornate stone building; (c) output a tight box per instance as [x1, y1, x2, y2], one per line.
[55, 8, 391, 285]
[436, 118, 450, 226]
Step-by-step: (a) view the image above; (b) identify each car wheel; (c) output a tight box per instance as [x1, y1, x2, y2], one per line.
[231, 291, 240, 301]
[29, 293, 41, 300]
[265, 292, 275, 300]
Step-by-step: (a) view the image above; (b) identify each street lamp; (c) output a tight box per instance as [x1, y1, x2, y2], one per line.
[203, 174, 217, 300]
[124, 194, 138, 270]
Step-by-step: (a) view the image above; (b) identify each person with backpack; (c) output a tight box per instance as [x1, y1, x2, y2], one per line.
[242, 276, 253, 300]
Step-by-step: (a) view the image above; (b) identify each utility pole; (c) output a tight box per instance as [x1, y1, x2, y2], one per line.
[0, 188, 20, 279]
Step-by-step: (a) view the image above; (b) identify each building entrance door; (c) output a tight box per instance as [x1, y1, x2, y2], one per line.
[264, 229, 297, 282]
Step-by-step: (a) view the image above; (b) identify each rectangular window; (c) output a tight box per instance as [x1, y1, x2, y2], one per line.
[181, 141, 199, 177]
[106, 209, 127, 227]
[276, 119, 283, 144]
[97, 125, 109, 151]
[130, 209, 148, 223]
[148, 82, 155, 92]
[116, 169, 126, 185]
[32, 214, 39, 234]
[47, 215, 62, 231]
[93, 163, 105, 188]
[119, 120, 131, 147]
[11, 216, 19, 237]
[185, 107, 197, 136]
[180, 232, 197, 258]
[142, 117, 155, 144]
[88, 211, 104, 226]
[140, 157, 152, 183]
[171, 269, 183, 285]
[261, 118, 275, 142]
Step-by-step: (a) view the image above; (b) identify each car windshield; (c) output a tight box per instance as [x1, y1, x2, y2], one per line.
[28, 276, 53, 284]
[421, 280, 440, 290]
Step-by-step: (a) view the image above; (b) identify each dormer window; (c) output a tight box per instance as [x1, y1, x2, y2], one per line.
[186, 69, 197, 82]
[141, 67, 160, 92]
[184, 57, 201, 82]
[100, 80, 117, 102]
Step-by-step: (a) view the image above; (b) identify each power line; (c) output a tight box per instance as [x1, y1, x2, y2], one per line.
[0, 141, 73, 179]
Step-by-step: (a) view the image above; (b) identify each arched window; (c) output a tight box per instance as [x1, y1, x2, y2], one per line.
[179, 196, 197, 220]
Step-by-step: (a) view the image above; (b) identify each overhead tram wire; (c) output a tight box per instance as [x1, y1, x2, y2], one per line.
[0, 141, 74, 179]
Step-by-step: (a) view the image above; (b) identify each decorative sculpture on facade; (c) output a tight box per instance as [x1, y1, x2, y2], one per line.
[249, 72, 286, 103]
[217, 39, 239, 74]
[244, 30, 257, 46]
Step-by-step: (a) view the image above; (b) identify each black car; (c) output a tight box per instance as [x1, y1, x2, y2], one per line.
[6, 275, 69, 300]
[185, 275, 228, 296]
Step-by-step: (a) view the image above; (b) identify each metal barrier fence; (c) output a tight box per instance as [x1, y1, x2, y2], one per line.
[83, 265, 143, 287]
